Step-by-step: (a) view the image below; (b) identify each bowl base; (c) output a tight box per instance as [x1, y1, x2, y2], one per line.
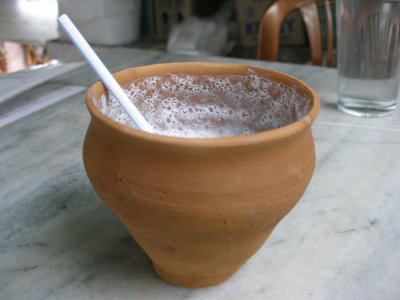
[153, 262, 238, 288]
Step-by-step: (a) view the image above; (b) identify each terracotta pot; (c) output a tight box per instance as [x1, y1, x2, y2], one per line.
[83, 62, 319, 288]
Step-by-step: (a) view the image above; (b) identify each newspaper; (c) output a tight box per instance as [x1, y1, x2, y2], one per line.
[0, 83, 86, 127]
[0, 83, 87, 128]
[0, 62, 84, 104]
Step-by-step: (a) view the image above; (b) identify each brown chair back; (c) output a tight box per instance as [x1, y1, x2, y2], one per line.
[258, 0, 335, 67]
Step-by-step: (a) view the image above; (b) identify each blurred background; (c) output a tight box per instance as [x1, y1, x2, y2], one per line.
[0, 0, 336, 74]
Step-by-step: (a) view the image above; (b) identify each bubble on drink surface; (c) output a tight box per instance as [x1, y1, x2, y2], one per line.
[97, 72, 311, 138]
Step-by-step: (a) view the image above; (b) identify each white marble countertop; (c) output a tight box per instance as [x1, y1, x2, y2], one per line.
[1, 47, 399, 300]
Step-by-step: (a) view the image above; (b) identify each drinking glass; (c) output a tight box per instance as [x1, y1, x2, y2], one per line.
[337, 0, 400, 117]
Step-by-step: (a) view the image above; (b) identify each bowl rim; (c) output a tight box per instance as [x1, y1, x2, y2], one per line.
[86, 62, 320, 148]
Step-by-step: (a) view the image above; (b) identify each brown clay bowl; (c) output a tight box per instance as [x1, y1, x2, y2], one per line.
[83, 62, 319, 288]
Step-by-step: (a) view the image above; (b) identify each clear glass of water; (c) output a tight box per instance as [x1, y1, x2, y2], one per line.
[336, 0, 400, 117]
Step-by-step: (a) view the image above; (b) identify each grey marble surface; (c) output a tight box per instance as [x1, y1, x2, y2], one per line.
[1, 47, 399, 300]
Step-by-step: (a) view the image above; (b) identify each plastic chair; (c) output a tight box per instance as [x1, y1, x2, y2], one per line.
[258, 0, 335, 67]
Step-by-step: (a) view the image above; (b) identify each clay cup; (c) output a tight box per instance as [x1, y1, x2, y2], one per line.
[83, 62, 320, 288]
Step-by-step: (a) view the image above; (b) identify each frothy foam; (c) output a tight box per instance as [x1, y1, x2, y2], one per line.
[96, 72, 311, 138]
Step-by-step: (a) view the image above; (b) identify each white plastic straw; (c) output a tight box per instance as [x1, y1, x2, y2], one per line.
[57, 14, 153, 133]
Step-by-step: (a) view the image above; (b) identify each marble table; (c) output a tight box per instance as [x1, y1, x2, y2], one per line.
[1, 47, 399, 300]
